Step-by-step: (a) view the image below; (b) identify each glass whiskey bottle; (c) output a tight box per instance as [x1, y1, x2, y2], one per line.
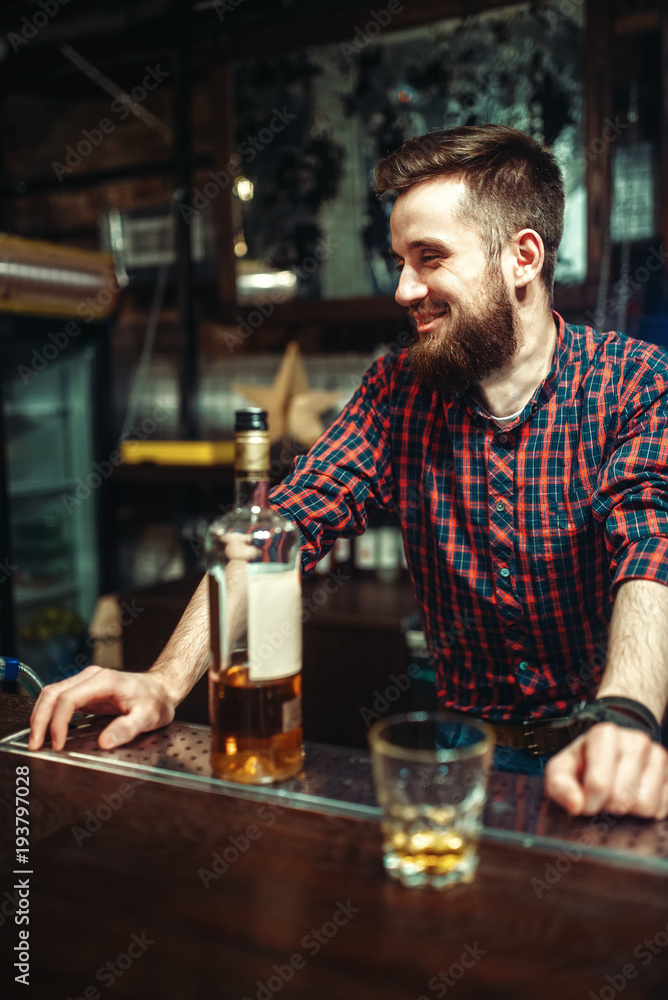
[206, 408, 303, 783]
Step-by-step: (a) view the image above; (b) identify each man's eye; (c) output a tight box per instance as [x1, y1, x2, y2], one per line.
[422, 255, 439, 264]
[393, 262, 404, 272]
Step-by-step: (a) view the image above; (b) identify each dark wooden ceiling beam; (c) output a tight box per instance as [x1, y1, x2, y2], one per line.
[216, 0, 520, 60]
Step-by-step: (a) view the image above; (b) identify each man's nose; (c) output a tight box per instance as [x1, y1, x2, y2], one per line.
[395, 266, 428, 308]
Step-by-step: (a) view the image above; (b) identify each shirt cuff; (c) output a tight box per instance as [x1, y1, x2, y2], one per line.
[611, 535, 668, 593]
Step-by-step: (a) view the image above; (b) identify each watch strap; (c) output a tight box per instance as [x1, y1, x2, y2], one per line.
[569, 697, 662, 743]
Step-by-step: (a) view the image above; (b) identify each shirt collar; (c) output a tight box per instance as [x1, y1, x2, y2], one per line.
[537, 310, 572, 409]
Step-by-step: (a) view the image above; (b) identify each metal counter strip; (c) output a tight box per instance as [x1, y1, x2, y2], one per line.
[0, 717, 380, 821]
[2, 717, 667, 873]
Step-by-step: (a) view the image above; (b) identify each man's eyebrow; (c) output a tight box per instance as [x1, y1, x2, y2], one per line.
[390, 238, 453, 260]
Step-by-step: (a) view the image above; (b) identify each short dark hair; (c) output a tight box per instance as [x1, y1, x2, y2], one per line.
[374, 124, 565, 300]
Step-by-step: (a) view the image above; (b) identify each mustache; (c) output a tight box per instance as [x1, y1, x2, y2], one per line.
[408, 302, 450, 320]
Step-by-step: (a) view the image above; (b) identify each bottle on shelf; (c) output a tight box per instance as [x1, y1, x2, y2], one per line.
[353, 525, 379, 578]
[353, 511, 405, 583]
[206, 408, 303, 784]
[332, 536, 353, 577]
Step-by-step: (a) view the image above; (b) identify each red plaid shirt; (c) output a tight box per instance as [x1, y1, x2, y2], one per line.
[270, 313, 668, 722]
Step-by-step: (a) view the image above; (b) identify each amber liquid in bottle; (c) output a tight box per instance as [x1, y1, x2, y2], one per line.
[207, 408, 303, 784]
[210, 658, 302, 784]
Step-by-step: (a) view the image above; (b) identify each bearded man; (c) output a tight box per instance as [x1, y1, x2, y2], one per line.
[30, 124, 668, 819]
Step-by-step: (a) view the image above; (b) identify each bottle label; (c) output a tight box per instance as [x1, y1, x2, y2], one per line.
[377, 526, 399, 569]
[333, 537, 351, 561]
[282, 694, 302, 733]
[247, 562, 302, 681]
[235, 432, 270, 480]
[355, 529, 377, 570]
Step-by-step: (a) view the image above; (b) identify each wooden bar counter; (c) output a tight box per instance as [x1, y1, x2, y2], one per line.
[1, 693, 667, 1000]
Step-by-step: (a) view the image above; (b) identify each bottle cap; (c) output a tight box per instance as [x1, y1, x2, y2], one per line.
[235, 408, 268, 432]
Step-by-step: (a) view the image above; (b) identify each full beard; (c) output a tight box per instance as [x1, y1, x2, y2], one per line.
[406, 269, 518, 400]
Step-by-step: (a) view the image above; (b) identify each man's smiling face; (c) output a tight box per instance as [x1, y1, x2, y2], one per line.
[390, 175, 518, 398]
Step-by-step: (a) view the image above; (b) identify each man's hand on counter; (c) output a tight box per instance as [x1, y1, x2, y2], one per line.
[544, 723, 668, 820]
[28, 666, 176, 752]
[28, 575, 210, 753]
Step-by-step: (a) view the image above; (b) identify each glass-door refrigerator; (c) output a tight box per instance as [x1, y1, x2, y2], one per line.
[3, 342, 100, 684]
[0, 236, 116, 690]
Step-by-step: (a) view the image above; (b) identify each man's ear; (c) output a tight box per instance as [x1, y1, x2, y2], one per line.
[511, 229, 545, 288]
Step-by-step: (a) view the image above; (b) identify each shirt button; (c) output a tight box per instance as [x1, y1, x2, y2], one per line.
[518, 660, 529, 670]
[497, 434, 508, 444]
[495, 501, 505, 512]
[500, 567, 511, 578]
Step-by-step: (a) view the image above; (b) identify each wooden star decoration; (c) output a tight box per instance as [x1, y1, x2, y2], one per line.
[233, 341, 340, 447]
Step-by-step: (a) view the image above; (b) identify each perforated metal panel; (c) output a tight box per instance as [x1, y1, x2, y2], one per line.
[1, 716, 378, 820]
[2, 716, 667, 872]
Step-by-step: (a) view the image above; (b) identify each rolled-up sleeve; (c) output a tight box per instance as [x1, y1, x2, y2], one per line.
[595, 368, 668, 593]
[269, 357, 395, 573]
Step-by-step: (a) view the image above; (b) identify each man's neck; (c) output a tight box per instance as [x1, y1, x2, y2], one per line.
[474, 307, 558, 422]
